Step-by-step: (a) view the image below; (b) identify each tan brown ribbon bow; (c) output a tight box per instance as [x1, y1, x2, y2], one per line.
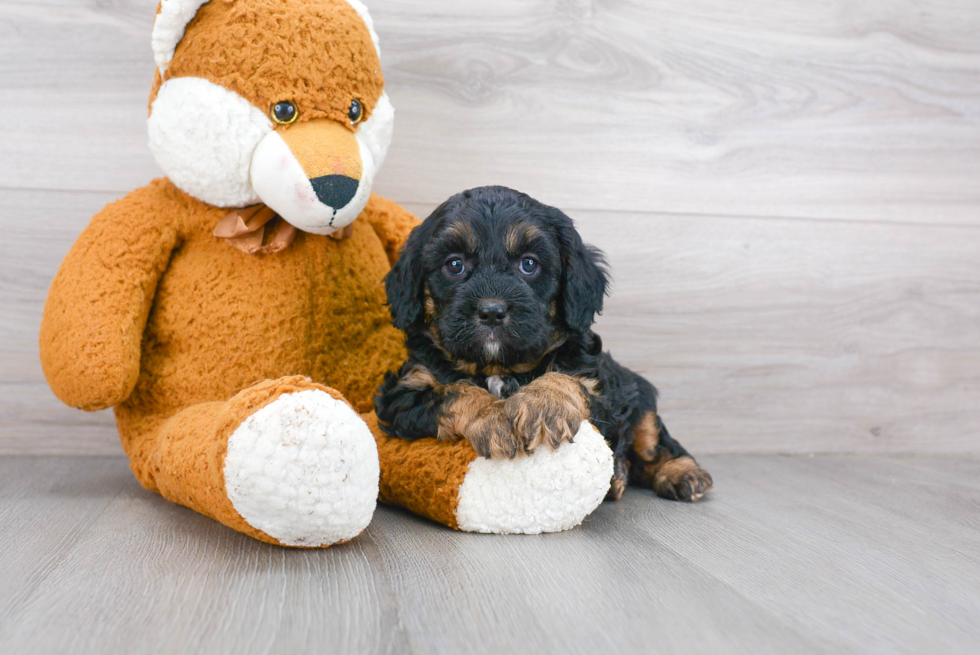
[214, 205, 354, 255]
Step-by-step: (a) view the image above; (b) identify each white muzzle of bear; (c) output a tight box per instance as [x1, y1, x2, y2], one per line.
[148, 76, 393, 236]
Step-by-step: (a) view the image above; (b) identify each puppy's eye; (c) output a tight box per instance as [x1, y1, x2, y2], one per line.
[271, 101, 298, 125]
[348, 99, 363, 125]
[518, 257, 539, 276]
[445, 258, 466, 276]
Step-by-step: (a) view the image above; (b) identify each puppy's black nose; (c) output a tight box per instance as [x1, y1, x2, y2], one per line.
[477, 299, 508, 325]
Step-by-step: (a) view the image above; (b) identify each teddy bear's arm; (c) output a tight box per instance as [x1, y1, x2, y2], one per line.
[362, 194, 421, 265]
[39, 182, 179, 411]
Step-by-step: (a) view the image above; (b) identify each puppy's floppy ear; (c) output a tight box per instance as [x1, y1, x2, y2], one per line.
[385, 226, 428, 331]
[549, 208, 609, 333]
[385, 204, 448, 331]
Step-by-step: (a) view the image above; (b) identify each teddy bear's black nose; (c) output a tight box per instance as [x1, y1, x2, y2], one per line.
[310, 175, 359, 209]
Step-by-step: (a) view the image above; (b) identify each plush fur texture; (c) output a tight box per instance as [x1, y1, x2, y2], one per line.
[366, 408, 612, 533]
[339, 0, 381, 55]
[150, 0, 383, 126]
[152, 0, 212, 75]
[376, 186, 714, 503]
[225, 389, 379, 546]
[39, 179, 417, 544]
[153, 0, 381, 72]
[40, 0, 420, 547]
[147, 0, 391, 231]
[454, 421, 612, 534]
[148, 76, 272, 207]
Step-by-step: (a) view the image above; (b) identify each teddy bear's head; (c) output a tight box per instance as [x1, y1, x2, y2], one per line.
[147, 0, 392, 235]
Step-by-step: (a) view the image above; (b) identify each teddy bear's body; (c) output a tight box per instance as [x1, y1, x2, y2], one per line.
[44, 181, 411, 421]
[42, 179, 416, 458]
[42, 175, 417, 544]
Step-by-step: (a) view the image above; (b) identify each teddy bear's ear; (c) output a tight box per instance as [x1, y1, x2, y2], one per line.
[343, 0, 382, 57]
[152, 0, 211, 76]
[152, 1, 381, 77]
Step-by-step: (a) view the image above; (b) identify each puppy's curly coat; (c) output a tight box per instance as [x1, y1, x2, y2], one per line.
[375, 186, 712, 501]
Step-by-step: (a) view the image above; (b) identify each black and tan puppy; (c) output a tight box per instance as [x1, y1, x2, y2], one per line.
[375, 186, 712, 502]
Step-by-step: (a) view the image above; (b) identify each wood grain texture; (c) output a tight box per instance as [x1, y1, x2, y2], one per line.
[0, 457, 131, 625]
[1, 0, 979, 455]
[375, 0, 980, 225]
[1, 455, 978, 654]
[1, 0, 979, 223]
[3, 196, 980, 456]
[573, 209, 980, 455]
[0, 189, 123, 455]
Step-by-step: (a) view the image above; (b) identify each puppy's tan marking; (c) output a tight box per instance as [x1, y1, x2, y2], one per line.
[453, 361, 479, 376]
[479, 361, 540, 376]
[423, 286, 436, 322]
[444, 221, 475, 251]
[505, 222, 544, 255]
[504, 372, 594, 453]
[632, 411, 660, 460]
[436, 383, 496, 441]
[400, 365, 442, 392]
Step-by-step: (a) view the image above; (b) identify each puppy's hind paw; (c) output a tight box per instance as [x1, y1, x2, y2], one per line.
[653, 457, 713, 502]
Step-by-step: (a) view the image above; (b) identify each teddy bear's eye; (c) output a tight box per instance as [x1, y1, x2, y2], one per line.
[348, 99, 363, 125]
[271, 101, 298, 125]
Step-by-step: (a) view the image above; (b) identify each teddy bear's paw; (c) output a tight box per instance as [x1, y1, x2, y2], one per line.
[224, 389, 379, 547]
[454, 420, 613, 534]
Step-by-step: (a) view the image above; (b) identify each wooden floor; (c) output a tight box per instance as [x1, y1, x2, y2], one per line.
[1, 454, 977, 655]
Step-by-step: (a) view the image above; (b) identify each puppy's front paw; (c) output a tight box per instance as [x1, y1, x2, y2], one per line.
[503, 373, 589, 453]
[606, 455, 630, 501]
[466, 403, 523, 459]
[652, 457, 713, 502]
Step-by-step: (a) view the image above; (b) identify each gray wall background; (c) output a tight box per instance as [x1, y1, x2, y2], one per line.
[1, 0, 978, 455]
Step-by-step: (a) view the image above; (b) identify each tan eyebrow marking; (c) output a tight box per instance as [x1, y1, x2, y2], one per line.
[443, 221, 475, 251]
[506, 222, 544, 255]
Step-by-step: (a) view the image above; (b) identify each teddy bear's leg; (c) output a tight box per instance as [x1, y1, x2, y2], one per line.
[364, 413, 614, 534]
[119, 377, 379, 547]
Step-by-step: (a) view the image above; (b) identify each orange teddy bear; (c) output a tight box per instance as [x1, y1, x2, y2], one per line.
[40, 0, 613, 547]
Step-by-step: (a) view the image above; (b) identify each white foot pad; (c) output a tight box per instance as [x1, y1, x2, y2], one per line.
[454, 421, 613, 534]
[224, 390, 379, 547]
